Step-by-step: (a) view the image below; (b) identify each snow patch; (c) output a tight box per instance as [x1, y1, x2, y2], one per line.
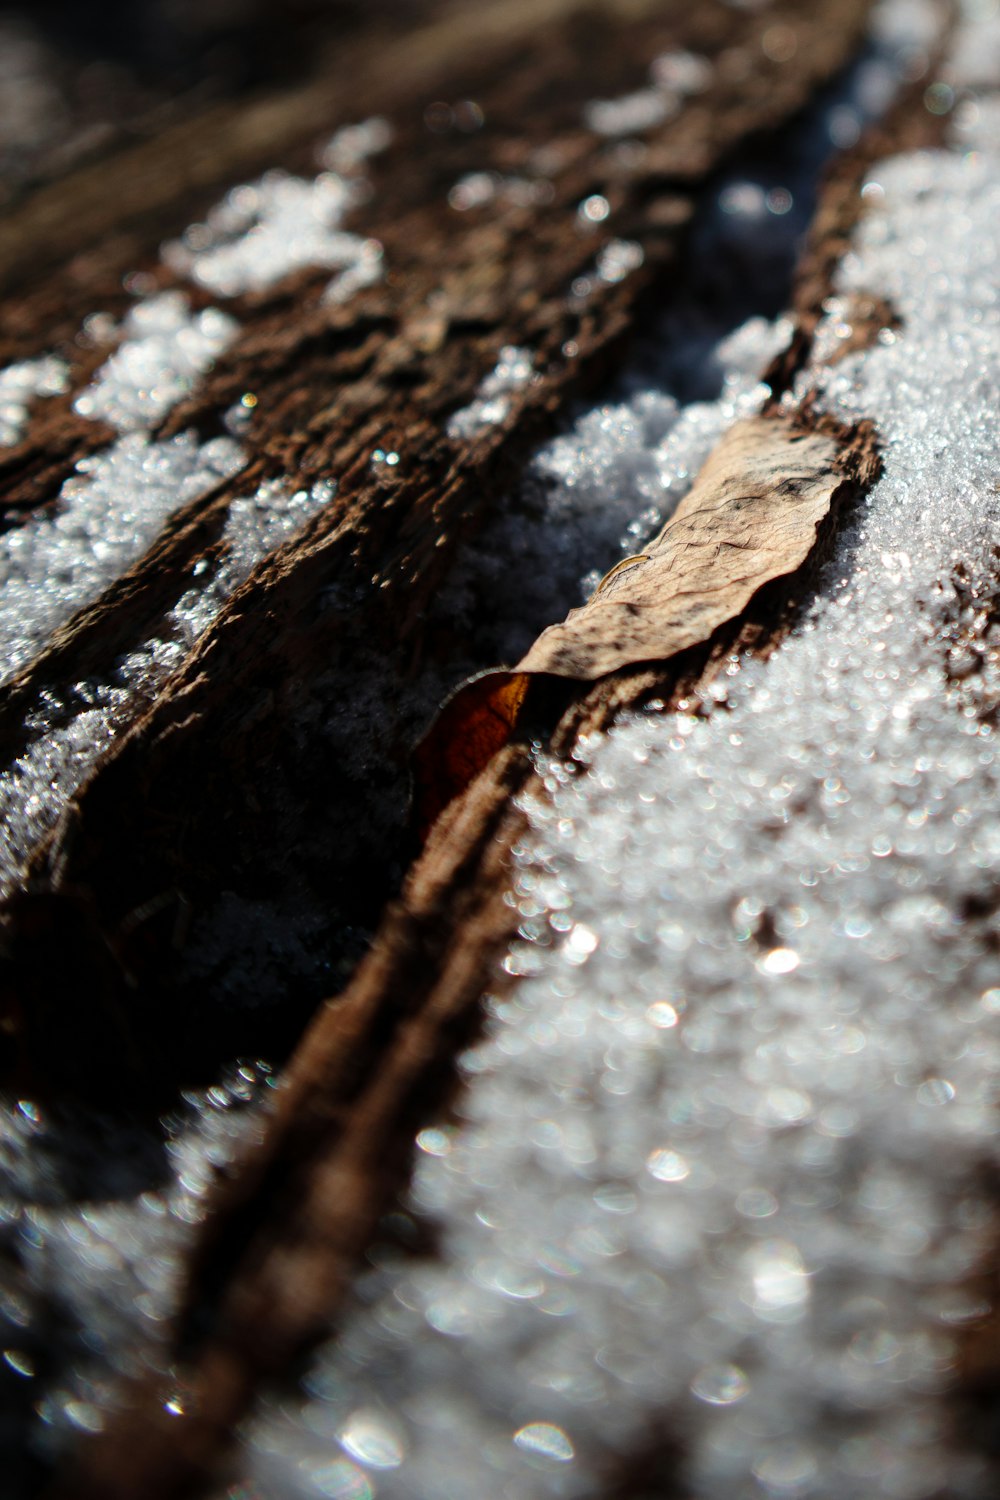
[73, 293, 238, 432]
[0, 477, 334, 885]
[4, 1066, 271, 1451]
[585, 46, 712, 138]
[163, 170, 375, 298]
[318, 116, 393, 174]
[0, 431, 244, 685]
[0, 355, 68, 446]
[446, 346, 535, 439]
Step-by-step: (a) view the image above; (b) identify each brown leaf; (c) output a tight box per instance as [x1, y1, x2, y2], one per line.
[413, 671, 528, 841]
[518, 415, 840, 677]
[415, 413, 844, 833]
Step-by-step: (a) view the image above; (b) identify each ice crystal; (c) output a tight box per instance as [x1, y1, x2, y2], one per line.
[230, 6, 1000, 1499]
[0, 478, 334, 886]
[73, 292, 237, 431]
[585, 87, 678, 138]
[323, 238, 385, 305]
[445, 346, 535, 439]
[163, 169, 374, 298]
[584, 43, 713, 138]
[318, 116, 393, 174]
[0, 355, 68, 445]
[2, 1066, 270, 1456]
[0, 432, 244, 684]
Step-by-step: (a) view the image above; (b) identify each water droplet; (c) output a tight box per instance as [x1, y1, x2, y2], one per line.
[578, 195, 610, 224]
[735, 1187, 778, 1219]
[690, 1363, 749, 1405]
[917, 1077, 956, 1106]
[415, 1127, 453, 1156]
[747, 1241, 810, 1321]
[514, 1423, 575, 1462]
[646, 1148, 690, 1183]
[64, 1401, 104, 1433]
[565, 923, 599, 959]
[758, 947, 800, 975]
[339, 1410, 405, 1469]
[304, 1459, 374, 1500]
[752, 1444, 818, 1492]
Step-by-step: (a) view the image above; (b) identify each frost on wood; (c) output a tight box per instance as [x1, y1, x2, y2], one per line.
[227, 16, 1000, 1500]
[0, 432, 244, 685]
[0, 0, 882, 1093]
[518, 415, 842, 679]
[445, 347, 535, 440]
[0, 0, 972, 1496]
[73, 294, 238, 433]
[0, 354, 68, 445]
[0, 1066, 270, 1463]
[583, 44, 712, 137]
[0, 478, 334, 888]
[162, 170, 380, 298]
[8, 0, 883, 1056]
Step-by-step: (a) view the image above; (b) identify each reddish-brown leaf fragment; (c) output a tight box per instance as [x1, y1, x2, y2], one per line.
[413, 671, 529, 840]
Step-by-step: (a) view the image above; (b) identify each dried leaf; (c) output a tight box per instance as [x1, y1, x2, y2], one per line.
[415, 413, 847, 833]
[518, 415, 840, 678]
[413, 671, 528, 840]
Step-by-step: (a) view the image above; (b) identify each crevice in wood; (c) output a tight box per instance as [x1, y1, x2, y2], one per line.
[46, 402, 881, 1500]
[4, 5, 963, 1494]
[0, 0, 877, 1104]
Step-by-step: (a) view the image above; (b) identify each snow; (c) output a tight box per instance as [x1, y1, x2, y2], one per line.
[448, 173, 555, 212]
[0, 431, 244, 685]
[2, 5, 998, 1495]
[1, 1066, 271, 1456]
[323, 238, 385, 306]
[73, 292, 238, 431]
[584, 88, 678, 139]
[0, 477, 335, 888]
[163, 169, 378, 298]
[569, 237, 646, 301]
[446, 347, 536, 439]
[0, 354, 68, 446]
[584, 46, 712, 138]
[227, 7, 1000, 1500]
[527, 314, 788, 601]
[318, 117, 393, 175]
[162, 132, 388, 302]
[0, 116, 373, 1494]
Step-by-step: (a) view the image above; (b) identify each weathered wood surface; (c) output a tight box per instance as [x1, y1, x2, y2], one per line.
[45, 396, 880, 1500]
[0, 2, 978, 1497]
[50, 31, 969, 1484]
[0, 0, 874, 1101]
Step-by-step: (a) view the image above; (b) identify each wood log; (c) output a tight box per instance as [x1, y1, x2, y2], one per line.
[0, 0, 874, 1101]
[2, 2, 985, 1497]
